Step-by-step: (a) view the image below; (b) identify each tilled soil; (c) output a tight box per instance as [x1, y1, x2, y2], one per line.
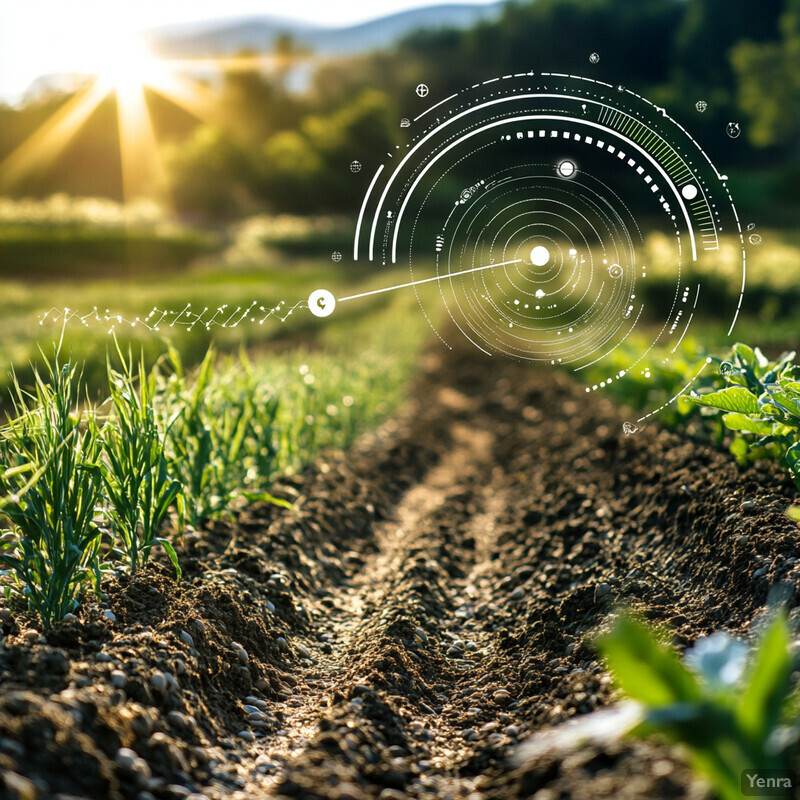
[1, 345, 799, 800]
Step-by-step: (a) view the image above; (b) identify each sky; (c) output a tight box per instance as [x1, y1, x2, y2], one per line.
[0, 0, 498, 103]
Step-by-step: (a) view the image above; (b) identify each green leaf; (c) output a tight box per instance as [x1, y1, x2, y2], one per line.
[786, 442, 800, 473]
[729, 437, 750, 460]
[736, 613, 793, 748]
[598, 615, 702, 707]
[239, 490, 294, 510]
[693, 387, 760, 415]
[722, 413, 774, 435]
[733, 343, 757, 367]
[153, 537, 182, 581]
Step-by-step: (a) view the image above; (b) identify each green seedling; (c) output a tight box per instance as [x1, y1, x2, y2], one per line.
[598, 612, 797, 800]
[100, 341, 182, 578]
[160, 345, 287, 526]
[0, 352, 105, 628]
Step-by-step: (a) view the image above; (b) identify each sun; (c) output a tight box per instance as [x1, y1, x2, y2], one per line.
[92, 30, 163, 98]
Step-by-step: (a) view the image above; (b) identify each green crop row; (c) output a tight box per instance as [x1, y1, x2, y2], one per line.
[579, 338, 799, 488]
[0, 300, 428, 628]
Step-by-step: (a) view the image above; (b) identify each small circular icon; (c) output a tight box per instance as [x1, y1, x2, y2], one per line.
[749, 233, 762, 246]
[400, 117, 410, 128]
[608, 263, 623, 279]
[681, 184, 699, 200]
[622, 421, 639, 435]
[696, 100, 707, 113]
[589, 52, 600, 64]
[727, 122, 741, 139]
[331, 251, 342, 262]
[557, 160, 576, 178]
[308, 289, 336, 318]
[350, 160, 361, 173]
[416, 83, 429, 97]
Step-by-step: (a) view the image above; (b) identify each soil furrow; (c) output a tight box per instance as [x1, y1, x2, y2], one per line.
[1, 345, 798, 800]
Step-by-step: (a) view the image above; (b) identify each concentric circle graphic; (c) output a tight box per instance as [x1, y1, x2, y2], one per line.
[351, 73, 747, 423]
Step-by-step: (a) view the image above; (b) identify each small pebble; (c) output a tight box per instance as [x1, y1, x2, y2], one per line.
[594, 583, 614, 602]
[179, 630, 195, 647]
[150, 672, 166, 692]
[509, 587, 525, 602]
[166, 711, 192, 730]
[115, 747, 138, 768]
[110, 670, 126, 689]
[103, 610, 116, 623]
[295, 644, 311, 660]
[276, 637, 289, 653]
[238, 730, 255, 742]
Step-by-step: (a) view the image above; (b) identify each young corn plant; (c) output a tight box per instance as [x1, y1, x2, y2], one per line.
[598, 613, 797, 800]
[692, 344, 800, 488]
[0, 355, 105, 628]
[100, 344, 182, 578]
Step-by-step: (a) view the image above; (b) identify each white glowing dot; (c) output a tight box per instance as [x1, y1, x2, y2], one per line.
[531, 246, 550, 266]
[681, 184, 699, 200]
[535, 289, 545, 299]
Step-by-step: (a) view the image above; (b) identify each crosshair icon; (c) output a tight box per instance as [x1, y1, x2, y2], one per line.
[416, 84, 429, 97]
[350, 160, 362, 173]
[331, 251, 342, 262]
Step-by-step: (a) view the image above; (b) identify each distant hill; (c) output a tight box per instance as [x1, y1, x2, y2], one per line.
[149, 3, 504, 58]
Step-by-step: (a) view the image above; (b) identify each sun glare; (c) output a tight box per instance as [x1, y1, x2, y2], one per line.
[0, 15, 268, 204]
[0, 21, 175, 203]
[93, 31, 162, 96]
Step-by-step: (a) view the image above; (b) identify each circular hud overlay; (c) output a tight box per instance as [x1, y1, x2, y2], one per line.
[352, 73, 746, 423]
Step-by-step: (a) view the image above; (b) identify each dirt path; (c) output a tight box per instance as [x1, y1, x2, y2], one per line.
[1, 345, 799, 800]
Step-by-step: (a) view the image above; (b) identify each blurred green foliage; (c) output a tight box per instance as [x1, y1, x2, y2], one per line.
[0, 0, 798, 217]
